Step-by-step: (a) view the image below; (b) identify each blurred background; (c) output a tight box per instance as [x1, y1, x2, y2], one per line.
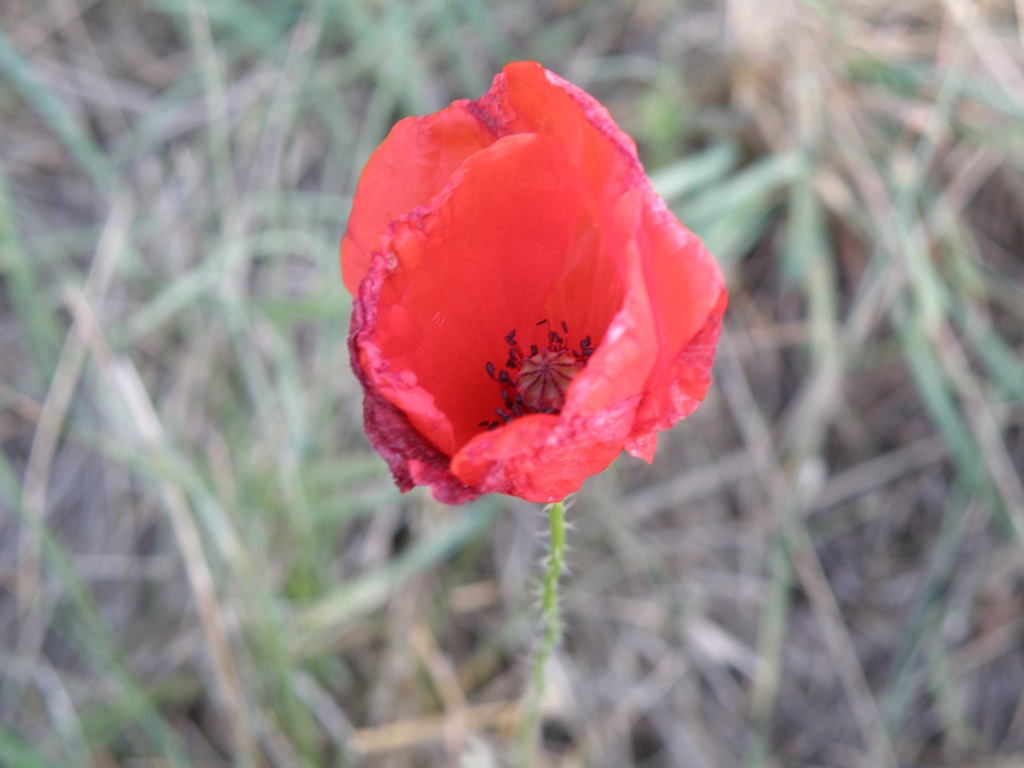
[2, 0, 1024, 766]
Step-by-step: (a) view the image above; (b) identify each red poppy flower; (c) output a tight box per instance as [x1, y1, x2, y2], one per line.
[342, 61, 727, 504]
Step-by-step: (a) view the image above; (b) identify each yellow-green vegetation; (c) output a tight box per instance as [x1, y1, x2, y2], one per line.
[1, 1, 1023, 766]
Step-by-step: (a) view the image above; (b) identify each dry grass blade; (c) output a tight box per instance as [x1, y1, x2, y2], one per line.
[61, 290, 257, 767]
[16, 201, 128, 657]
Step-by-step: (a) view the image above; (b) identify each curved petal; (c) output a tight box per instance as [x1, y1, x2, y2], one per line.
[471, 62, 643, 214]
[357, 133, 620, 458]
[563, 189, 658, 419]
[450, 401, 635, 502]
[349, 270, 480, 504]
[629, 303, 725, 450]
[630, 192, 728, 436]
[341, 102, 497, 294]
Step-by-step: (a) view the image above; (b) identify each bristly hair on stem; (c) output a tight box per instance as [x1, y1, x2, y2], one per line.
[517, 499, 568, 766]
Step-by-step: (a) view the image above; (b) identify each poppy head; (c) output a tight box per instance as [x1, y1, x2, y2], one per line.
[342, 61, 727, 504]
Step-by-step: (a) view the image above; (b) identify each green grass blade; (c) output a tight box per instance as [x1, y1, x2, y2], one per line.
[0, 723, 64, 768]
[293, 499, 501, 654]
[0, 167, 62, 382]
[0, 29, 115, 190]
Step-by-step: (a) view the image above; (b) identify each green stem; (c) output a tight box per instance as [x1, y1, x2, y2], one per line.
[518, 499, 567, 765]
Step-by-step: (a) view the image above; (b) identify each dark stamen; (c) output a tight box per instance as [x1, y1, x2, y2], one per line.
[482, 318, 597, 431]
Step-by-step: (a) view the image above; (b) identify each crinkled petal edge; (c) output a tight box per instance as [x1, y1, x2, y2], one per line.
[349, 257, 480, 505]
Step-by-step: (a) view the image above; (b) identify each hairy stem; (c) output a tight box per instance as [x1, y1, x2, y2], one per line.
[518, 499, 567, 765]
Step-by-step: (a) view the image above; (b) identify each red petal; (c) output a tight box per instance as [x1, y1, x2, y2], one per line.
[624, 432, 657, 462]
[450, 403, 633, 502]
[352, 341, 480, 504]
[630, 193, 728, 436]
[562, 191, 659, 419]
[341, 103, 497, 295]
[357, 133, 622, 458]
[473, 62, 641, 204]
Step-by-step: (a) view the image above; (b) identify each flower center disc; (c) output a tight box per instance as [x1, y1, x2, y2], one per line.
[514, 347, 578, 413]
[480, 320, 595, 431]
